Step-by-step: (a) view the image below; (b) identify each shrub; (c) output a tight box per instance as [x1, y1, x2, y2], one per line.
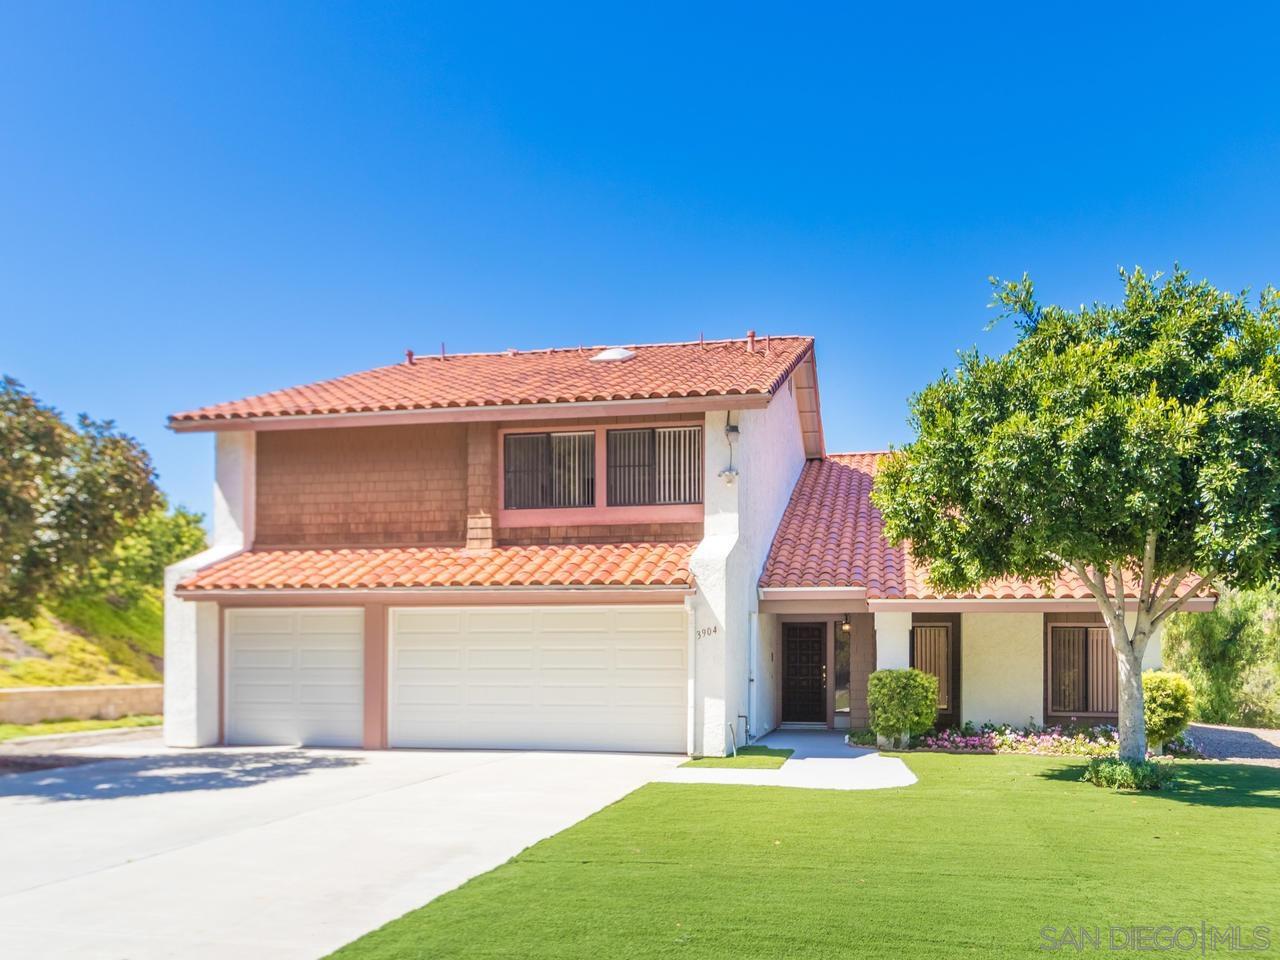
[867, 669, 938, 743]
[846, 729, 877, 747]
[1082, 757, 1176, 791]
[1143, 670, 1195, 749]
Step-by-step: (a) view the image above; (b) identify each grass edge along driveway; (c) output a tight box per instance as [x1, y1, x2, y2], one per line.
[680, 746, 793, 769]
[0, 714, 161, 743]
[328, 754, 1280, 960]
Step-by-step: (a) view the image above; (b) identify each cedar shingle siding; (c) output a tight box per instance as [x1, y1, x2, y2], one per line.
[255, 424, 468, 547]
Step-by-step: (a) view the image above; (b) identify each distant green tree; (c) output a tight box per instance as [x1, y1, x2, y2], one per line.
[873, 268, 1280, 760]
[86, 502, 208, 605]
[1162, 590, 1273, 723]
[0, 377, 158, 614]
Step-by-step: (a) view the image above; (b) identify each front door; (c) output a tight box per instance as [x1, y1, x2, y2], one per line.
[782, 622, 826, 723]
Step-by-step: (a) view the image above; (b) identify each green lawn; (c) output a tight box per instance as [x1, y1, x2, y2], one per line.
[0, 714, 161, 743]
[329, 754, 1280, 959]
[681, 746, 793, 769]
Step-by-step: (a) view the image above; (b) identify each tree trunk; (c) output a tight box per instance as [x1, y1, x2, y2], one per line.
[1115, 644, 1146, 762]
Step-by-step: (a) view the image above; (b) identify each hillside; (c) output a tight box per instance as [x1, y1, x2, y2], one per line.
[0, 589, 163, 687]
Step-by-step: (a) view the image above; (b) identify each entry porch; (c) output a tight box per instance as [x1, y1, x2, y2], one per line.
[747, 600, 1179, 741]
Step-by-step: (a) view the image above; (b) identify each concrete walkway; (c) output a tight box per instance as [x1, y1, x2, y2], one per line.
[0, 735, 680, 960]
[654, 730, 916, 790]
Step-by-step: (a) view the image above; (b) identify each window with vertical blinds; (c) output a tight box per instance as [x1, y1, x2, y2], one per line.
[503, 432, 595, 509]
[607, 426, 702, 506]
[1049, 626, 1117, 714]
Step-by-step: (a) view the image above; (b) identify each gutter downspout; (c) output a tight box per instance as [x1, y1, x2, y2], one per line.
[746, 611, 758, 742]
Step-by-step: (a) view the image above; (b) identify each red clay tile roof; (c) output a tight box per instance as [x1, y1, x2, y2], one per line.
[761, 453, 1204, 601]
[170, 336, 813, 424]
[760, 453, 903, 595]
[178, 542, 696, 592]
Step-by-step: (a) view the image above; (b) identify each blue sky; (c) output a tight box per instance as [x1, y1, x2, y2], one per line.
[3, 3, 1279, 521]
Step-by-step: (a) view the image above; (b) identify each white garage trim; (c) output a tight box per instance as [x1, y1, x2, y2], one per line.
[224, 607, 365, 747]
[387, 605, 688, 753]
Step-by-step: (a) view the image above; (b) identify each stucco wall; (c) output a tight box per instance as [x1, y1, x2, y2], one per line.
[960, 612, 1045, 727]
[732, 380, 807, 743]
[0, 684, 163, 725]
[690, 375, 807, 753]
[752, 612, 782, 735]
[165, 431, 253, 747]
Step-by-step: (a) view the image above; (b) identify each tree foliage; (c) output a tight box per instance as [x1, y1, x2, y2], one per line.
[1167, 591, 1274, 727]
[872, 267, 1280, 758]
[1163, 589, 1280, 725]
[0, 377, 159, 614]
[84, 502, 207, 604]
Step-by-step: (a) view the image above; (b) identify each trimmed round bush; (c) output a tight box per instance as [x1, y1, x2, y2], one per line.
[867, 668, 938, 743]
[1143, 670, 1195, 748]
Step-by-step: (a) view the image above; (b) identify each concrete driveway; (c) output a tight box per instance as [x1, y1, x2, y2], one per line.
[0, 736, 679, 959]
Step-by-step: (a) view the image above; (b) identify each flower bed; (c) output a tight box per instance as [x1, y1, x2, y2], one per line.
[911, 723, 1201, 758]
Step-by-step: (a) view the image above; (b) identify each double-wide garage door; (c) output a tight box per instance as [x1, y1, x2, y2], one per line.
[223, 605, 687, 753]
[388, 606, 687, 753]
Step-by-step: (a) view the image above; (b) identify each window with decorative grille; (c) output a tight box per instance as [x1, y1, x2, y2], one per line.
[911, 625, 951, 710]
[606, 426, 702, 506]
[502, 431, 595, 509]
[1049, 626, 1117, 714]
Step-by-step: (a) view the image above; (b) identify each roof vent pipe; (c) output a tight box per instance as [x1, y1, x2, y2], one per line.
[746, 329, 756, 353]
[405, 349, 415, 366]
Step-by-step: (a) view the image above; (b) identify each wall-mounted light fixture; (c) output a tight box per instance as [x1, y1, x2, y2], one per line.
[840, 614, 852, 635]
[719, 412, 741, 484]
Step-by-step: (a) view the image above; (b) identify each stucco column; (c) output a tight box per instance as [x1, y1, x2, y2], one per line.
[211, 431, 256, 548]
[161, 574, 220, 747]
[164, 431, 256, 747]
[688, 411, 741, 757]
[873, 611, 912, 670]
[1140, 620, 1164, 671]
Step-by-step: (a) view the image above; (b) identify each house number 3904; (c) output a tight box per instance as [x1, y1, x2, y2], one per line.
[695, 625, 718, 639]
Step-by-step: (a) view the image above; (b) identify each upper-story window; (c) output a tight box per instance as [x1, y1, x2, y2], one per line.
[607, 426, 702, 506]
[501, 424, 703, 513]
[503, 431, 595, 509]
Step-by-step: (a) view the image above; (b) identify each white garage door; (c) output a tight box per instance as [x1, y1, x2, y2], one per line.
[225, 608, 365, 747]
[388, 606, 687, 753]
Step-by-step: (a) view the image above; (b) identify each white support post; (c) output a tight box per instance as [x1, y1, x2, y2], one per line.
[873, 611, 912, 670]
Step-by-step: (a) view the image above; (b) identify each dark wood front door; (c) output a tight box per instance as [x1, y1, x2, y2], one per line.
[782, 623, 826, 723]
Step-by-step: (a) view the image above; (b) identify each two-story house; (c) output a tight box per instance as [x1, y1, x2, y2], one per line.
[164, 334, 1212, 756]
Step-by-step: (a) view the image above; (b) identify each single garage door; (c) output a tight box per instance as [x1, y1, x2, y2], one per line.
[388, 605, 687, 753]
[225, 608, 364, 747]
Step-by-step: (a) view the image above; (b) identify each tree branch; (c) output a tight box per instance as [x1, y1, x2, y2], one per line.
[1151, 572, 1217, 628]
[1072, 562, 1105, 601]
[1110, 561, 1126, 621]
[1141, 531, 1157, 608]
[1073, 562, 1117, 623]
[1152, 567, 1192, 611]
